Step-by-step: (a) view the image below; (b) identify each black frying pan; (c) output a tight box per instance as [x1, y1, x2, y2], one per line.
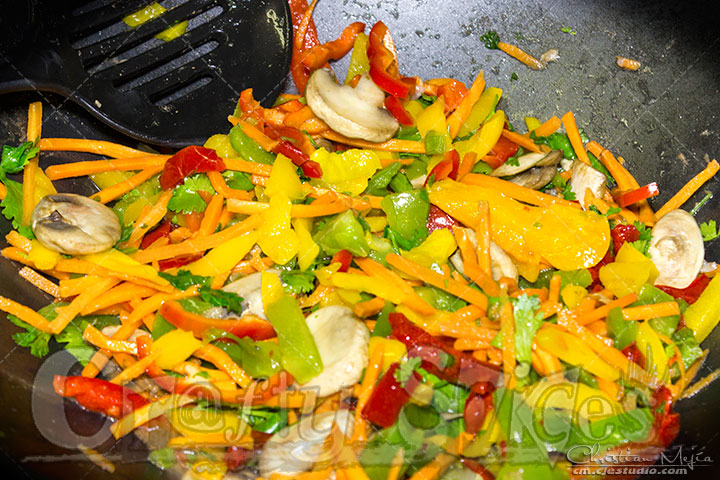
[1, 0, 719, 478]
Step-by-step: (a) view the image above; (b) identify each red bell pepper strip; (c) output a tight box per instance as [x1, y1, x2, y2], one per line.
[383, 95, 414, 126]
[300, 22, 366, 70]
[657, 273, 711, 305]
[141, 220, 172, 250]
[486, 136, 519, 168]
[361, 362, 421, 428]
[426, 205, 460, 234]
[425, 149, 460, 186]
[437, 79, 468, 113]
[53, 375, 148, 418]
[388, 313, 500, 392]
[614, 182, 660, 208]
[158, 254, 203, 271]
[159, 146, 226, 190]
[159, 300, 276, 340]
[367, 21, 414, 98]
[610, 223, 640, 254]
[288, 0, 321, 93]
[331, 249, 353, 272]
[273, 140, 323, 178]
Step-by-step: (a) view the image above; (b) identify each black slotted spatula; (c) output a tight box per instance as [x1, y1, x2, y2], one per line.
[0, 0, 291, 147]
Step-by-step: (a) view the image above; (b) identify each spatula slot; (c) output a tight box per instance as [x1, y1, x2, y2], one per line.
[151, 74, 213, 107]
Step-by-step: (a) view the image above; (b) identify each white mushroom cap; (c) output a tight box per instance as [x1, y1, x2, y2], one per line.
[649, 209, 704, 289]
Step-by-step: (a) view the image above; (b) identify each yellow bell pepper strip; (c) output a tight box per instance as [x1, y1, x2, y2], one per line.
[265, 294, 323, 384]
[368, 337, 407, 372]
[428, 179, 610, 273]
[683, 273, 720, 343]
[111, 393, 196, 439]
[447, 71, 486, 139]
[261, 271, 285, 312]
[28, 239, 60, 270]
[417, 97, 450, 154]
[264, 154, 305, 200]
[312, 148, 382, 197]
[257, 193, 300, 265]
[635, 321, 668, 384]
[599, 243, 659, 298]
[82, 249, 169, 287]
[186, 231, 259, 277]
[535, 326, 620, 382]
[454, 110, 505, 159]
[401, 228, 457, 267]
[204, 133, 238, 158]
[151, 329, 203, 370]
[456, 87, 502, 138]
[292, 218, 320, 270]
[168, 407, 250, 440]
[317, 269, 406, 304]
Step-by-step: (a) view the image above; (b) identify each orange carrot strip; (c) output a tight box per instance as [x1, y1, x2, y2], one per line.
[352, 342, 385, 443]
[197, 193, 225, 237]
[456, 152, 477, 181]
[18, 266, 59, 297]
[6, 231, 33, 252]
[0, 295, 53, 332]
[321, 130, 426, 153]
[82, 324, 137, 355]
[548, 274, 562, 304]
[207, 171, 252, 200]
[125, 287, 198, 325]
[109, 351, 160, 386]
[239, 121, 279, 152]
[561, 111, 590, 165]
[0, 183, 6, 200]
[226, 199, 350, 217]
[587, 320, 608, 336]
[578, 293, 639, 325]
[222, 157, 273, 176]
[385, 448, 405, 480]
[585, 141, 637, 191]
[500, 302, 516, 389]
[497, 41, 545, 70]
[21, 158, 38, 227]
[92, 166, 163, 204]
[621, 302, 680, 321]
[124, 190, 173, 248]
[81, 283, 157, 315]
[386, 254, 488, 310]
[533, 116, 562, 137]
[596, 375, 621, 400]
[474, 201, 491, 277]
[111, 394, 196, 439]
[656, 160, 720, 218]
[194, 344, 252, 388]
[38, 138, 157, 158]
[27, 101, 43, 142]
[557, 312, 630, 374]
[82, 317, 145, 377]
[50, 278, 118, 333]
[501, 129, 542, 153]
[132, 214, 262, 264]
[284, 105, 317, 129]
[54, 259, 171, 292]
[453, 227, 481, 279]
[462, 173, 579, 208]
[45, 156, 169, 180]
[353, 297, 386, 318]
[616, 56, 641, 71]
[535, 345, 562, 375]
[447, 71, 486, 138]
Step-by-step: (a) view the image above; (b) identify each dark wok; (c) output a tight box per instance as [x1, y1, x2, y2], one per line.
[1, 0, 719, 478]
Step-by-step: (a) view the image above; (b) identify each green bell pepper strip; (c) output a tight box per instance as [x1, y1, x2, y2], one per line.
[265, 295, 323, 384]
[423, 130, 447, 155]
[606, 306, 638, 350]
[671, 328, 703, 369]
[228, 124, 275, 165]
[381, 189, 430, 250]
[366, 162, 402, 196]
[344, 32, 370, 84]
[313, 210, 371, 256]
[388, 172, 413, 193]
[632, 284, 680, 337]
[204, 328, 282, 378]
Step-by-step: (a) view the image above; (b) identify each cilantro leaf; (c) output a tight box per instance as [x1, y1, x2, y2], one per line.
[1, 141, 38, 175]
[1, 178, 34, 238]
[561, 26, 577, 35]
[222, 170, 253, 191]
[562, 181, 576, 201]
[280, 270, 316, 295]
[513, 295, 544, 364]
[631, 221, 653, 254]
[158, 269, 212, 290]
[8, 314, 51, 358]
[504, 146, 525, 167]
[480, 30, 500, 49]
[199, 286, 244, 315]
[167, 173, 215, 214]
[700, 220, 720, 242]
[394, 356, 421, 387]
[510, 72, 519, 82]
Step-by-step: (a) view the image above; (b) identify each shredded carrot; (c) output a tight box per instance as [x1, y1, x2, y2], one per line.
[0, 183, 6, 200]
[596, 376, 622, 399]
[194, 344, 252, 388]
[82, 324, 138, 355]
[578, 293, 639, 325]
[500, 302, 516, 389]
[6, 231, 32, 252]
[196, 193, 225, 237]
[38, 138, 157, 158]
[111, 394, 196, 439]
[21, 157, 38, 227]
[456, 152, 477, 181]
[125, 287, 198, 325]
[351, 342, 384, 443]
[616, 56, 641, 71]
[533, 115, 562, 137]
[587, 319, 608, 336]
[453, 227, 481, 279]
[50, 277, 117, 333]
[110, 351, 160, 385]
[321, 130, 426, 153]
[18, 266, 59, 297]
[132, 214, 262, 264]
[561, 111, 590, 165]
[239, 120, 279, 152]
[557, 311, 631, 375]
[207, 171, 252, 200]
[45, 155, 170, 180]
[535, 345, 562, 375]
[497, 41, 545, 70]
[92, 166, 163, 204]
[353, 297, 386, 318]
[385, 448, 405, 480]
[386, 254, 488, 310]
[82, 317, 144, 377]
[501, 129, 542, 153]
[81, 282, 157, 315]
[474, 201, 492, 277]
[124, 190, 172, 248]
[0, 295, 54, 332]
[54, 259, 171, 292]
[621, 301, 680, 321]
[548, 274, 562, 304]
[447, 71, 486, 138]
[222, 157, 272, 176]
[462, 173, 580, 208]
[656, 160, 720, 218]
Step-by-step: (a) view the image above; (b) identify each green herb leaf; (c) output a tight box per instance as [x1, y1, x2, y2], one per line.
[690, 191, 713, 216]
[222, 170, 253, 191]
[394, 356, 421, 387]
[1, 141, 38, 175]
[631, 221, 653, 254]
[158, 269, 212, 290]
[480, 30, 500, 49]
[148, 448, 177, 470]
[199, 286, 244, 315]
[280, 270, 316, 295]
[510, 72, 519, 82]
[513, 295, 544, 364]
[561, 26, 577, 35]
[167, 173, 215, 214]
[1, 178, 34, 238]
[700, 220, 720, 242]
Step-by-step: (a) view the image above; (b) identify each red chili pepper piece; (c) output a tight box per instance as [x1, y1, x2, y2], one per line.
[160, 146, 226, 190]
[610, 223, 640, 253]
[651, 386, 680, 447]
[426, 205, 460, 234]
[273, 140, 323, 178]
[331, 249, 353, 272]
[367, 21, 414, 98]
[588, 250, 614, 289]
[485, 136, 519, 169]
[159, 300, 276, 340]
[361, 362, 420, 428]
[225, 446, 252, 471]
[141, 220, 172, 250]
[388, 313, 500, 389]
[437, 79, 468, 113]
[614, 182, 660, 208]
[383, 95, 414, 126]
[425, 150, 460, 186]
[53, 375, 148, 418]
[300, 22, 366, 70]
[622, 343, 646, 367]
[657, 273, 711, 305]
[464, 392, 493, 435]
[158, 254, 203, 271]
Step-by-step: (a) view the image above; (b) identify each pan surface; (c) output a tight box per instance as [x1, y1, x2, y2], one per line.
[0, 0, 718, 478]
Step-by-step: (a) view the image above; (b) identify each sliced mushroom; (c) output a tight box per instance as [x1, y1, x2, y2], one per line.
[490, 149, 562, 178]
[259, 409, 353, 478]
[649, 209, 704, 289]
[300, 306, 370, 397]
[508, 165, 557, 190]
[31, 193, 121, 255]
[222, 269, 281, 319]
[305, 69, 399, 142]
[450, 228, 518, 282]
[569, 160, 607, 208]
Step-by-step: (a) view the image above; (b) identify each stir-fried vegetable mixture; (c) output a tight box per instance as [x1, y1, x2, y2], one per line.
[1, 2, 720, 479]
